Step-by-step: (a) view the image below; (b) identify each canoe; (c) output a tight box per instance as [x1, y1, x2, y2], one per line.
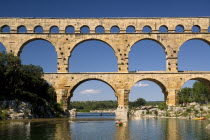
[195, 117, 206, 120]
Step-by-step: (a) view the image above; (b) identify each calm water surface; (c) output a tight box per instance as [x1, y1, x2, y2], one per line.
[0, 113, 210, 140]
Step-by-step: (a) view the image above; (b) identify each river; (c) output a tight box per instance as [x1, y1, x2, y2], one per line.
[0, 113, 210, 140]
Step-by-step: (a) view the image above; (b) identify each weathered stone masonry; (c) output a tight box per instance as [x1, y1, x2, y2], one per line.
[0, 17, 210, 118]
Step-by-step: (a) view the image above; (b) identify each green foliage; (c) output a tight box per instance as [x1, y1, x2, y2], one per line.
[0, 52, 64, 117]
[70, 100, 118, 112]
[179, 87, 192, 104]
[186, 108, 192, 113]
[129, 98, 146, 108]
[154, 110, 158, 116]
[179, 81, 210, 104]
[158, 102, 167, 110]
[0, 110, 9, 120]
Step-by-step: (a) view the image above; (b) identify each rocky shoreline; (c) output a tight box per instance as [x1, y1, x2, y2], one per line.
[129, 103, 210, 120]
[0, 100, 63, 120]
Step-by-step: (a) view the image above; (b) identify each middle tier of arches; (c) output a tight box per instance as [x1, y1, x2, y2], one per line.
[1, 33, 210, 73]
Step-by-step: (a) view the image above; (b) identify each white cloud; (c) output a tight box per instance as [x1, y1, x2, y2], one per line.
[79, 89, 101, 94]
[134, 82, 149, 87]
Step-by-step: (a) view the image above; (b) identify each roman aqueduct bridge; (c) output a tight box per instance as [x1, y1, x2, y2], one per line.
[0, 17, 210, 118]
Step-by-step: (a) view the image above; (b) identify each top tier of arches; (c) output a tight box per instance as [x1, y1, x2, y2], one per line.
[0, 17, 209, 34]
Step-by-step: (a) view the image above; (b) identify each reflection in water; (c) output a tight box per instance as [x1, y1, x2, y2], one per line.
[55, 121, 71, 140]
[115, 122, 131, 140]
[0, 121, 31, 140]
[0, 117, 210, 140]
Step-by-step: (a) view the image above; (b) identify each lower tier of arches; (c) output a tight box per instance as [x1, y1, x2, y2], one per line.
[43, 72, 210, 119]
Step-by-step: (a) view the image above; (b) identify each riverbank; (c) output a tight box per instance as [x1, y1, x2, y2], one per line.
[0, 100, 65, 120]
[129, 103, 210, 119]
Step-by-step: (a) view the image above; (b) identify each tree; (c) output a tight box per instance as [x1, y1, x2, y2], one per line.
[134, 98, 146, 107]
[0, 52, 64, 116]
[179, 81, 210, 104]
[192, 81, 210, 104]
[179, 87, 192, 104]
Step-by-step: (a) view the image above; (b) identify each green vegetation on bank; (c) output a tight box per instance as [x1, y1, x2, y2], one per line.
[179, 81, 210, 104]
[0, 53, 64, 119]
[70, 98, 164, 112]
[70, 100, 118, 112]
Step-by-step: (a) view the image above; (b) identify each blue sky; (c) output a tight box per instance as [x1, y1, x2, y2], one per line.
[0, 0, 210, 102]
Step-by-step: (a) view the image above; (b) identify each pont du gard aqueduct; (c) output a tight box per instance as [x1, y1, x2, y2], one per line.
[1, 17, 210, 118]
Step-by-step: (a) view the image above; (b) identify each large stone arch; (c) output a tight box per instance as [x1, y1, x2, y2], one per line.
[128, 38, 167, 71]
[68, 38, 118, 72]
[69, 38, 117, 55]
[177, 37, 210, 52]
[17, 38, 58, 56]
[177, 38, 210, 71]
[128, 38, 167, 54]
[131, 77, 168, 95]
[180, 75, 210, 90]
[66, 78, 117, 109]
[68, 78, 116, 97]
[128, 76, 168, 104]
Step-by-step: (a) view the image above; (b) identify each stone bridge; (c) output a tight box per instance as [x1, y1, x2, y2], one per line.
[0, 17, 210, 118]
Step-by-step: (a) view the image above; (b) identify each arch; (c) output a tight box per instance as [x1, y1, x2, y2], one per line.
[18, 38, 57, 56]
[208, 26, 210, 32]
[142, 26, 152, 33]
[34, 26, 43, 33]
[179, 77, 210, 104]
[70, 78, 116, 95]
[175, 25, 184, 32]
[159, 25, 168, 33]
[126, 26, 135, 33]
[178, 39, 210, 71]
[50, 26, 59, 33]
[133, 78, 167, 93]
[95, 26, 105, 33]
[181, 76, 210, 89]
[129, 78, 167, 102]
[110, 26, 120, 33]
[69, 39, 118, 72]
[80, 25, 90, 33]
[65, 25, 74, 33]
[19, 39, 57, 73]
[129, 39, 166, 71]
[129, 38, 166, 51]
[1, 25, 10, 33]
[192, 25, 200, 33]
[17, 25, 27, 33]
[70, 38, 116, 54]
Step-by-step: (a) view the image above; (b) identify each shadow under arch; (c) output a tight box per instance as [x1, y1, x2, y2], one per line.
[68, 39, 118, 72]
[18, 38, 58, 56]
[67, 78, 116, 109]
[128, 38, 166, 71]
